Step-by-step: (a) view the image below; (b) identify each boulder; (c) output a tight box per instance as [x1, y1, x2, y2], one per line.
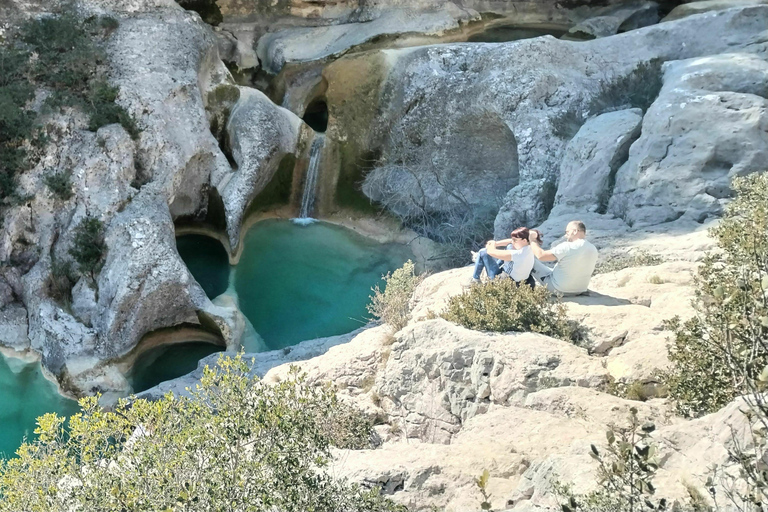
[662, 0, 768, 21]
[568, 1, 659, 39]
[218, 87, 304, 249]
[552, 108, 643, 216]
[608, 53, 768, 227]
[0, 303, 29, 351]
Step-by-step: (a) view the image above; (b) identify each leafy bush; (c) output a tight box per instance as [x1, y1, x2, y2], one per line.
[368, 260, 425, 332]
[0, 10, 138, 200]
[555, 408, 667, 512]
[68, 217, 105, 279]
[0, 355, 406, 512]
[595, 250, 663, 274]
[43, 171, 73, 200]
[0, 46, 35, 200]
[48, 257, 76, 305]
[663, 174, 768, 418]
[441, 279, 581, 342]
[87, 80, 140, 139]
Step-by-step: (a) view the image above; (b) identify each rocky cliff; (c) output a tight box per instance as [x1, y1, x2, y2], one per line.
[1, 0, 767, 508]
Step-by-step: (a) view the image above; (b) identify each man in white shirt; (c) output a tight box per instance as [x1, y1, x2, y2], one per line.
[528, 220, 598, 295]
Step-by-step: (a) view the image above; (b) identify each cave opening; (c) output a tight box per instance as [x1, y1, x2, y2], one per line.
[303, 99, 328, 133]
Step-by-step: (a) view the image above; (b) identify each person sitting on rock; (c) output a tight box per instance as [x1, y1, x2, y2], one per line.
[528, 220, 598, 296]
[469, 227, 536, 286]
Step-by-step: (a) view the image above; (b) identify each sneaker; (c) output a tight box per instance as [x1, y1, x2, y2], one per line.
[471, 250, 478, 263]
[466, 277, 481, 286]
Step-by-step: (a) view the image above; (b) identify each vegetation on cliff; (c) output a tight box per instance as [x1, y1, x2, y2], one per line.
[663, 173, 768, 418]
[0, 355, 405, 512]
[0, 10, 137, 202]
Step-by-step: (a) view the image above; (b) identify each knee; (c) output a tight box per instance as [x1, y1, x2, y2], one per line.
[479, 248, 488, 256]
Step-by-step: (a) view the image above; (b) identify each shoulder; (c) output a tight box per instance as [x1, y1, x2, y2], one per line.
[550, 240, 575, 257]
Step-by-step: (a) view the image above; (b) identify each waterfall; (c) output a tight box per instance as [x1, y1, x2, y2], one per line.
[296, 135, 325, 222]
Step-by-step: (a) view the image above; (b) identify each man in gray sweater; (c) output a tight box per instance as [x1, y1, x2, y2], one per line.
[528, 220, 598, 296]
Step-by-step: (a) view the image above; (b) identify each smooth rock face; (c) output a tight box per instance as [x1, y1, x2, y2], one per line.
[376, 319, 608, 444]
[218, 87, 303, 248]
[609, 53, 768, 226]
[552, 108, 643, 215]
[324, 6, 768, 237]
[569, 1, 659, 38]
[663, 0, 768, 21]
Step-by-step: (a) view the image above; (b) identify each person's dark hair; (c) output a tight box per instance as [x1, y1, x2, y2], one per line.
[510, 227, 530, 241]
[571, 220, 587, 234]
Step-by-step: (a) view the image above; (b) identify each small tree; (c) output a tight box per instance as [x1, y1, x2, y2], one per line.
[0, 354, 407, 512]
[556, 407, 666, 512]
[68, 216, 105, 280]
[368, 260, 425, 333]
[662, 173, 768, 510]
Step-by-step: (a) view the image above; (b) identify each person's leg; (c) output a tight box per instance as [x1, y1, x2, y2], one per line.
[472, 248, 488, 279]
[473, 248, 502, 279]
[531, 259, 553, 281]
[478, 249, 502, 279]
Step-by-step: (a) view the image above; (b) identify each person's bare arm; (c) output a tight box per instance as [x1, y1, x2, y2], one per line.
[529, 231, 557, 262]
[494, 238, 513, 246]
[485, 241, 512, 261]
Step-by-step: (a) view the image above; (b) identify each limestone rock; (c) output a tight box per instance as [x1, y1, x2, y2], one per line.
[609, 53, 768, 227]
[552, 108, 643, 216]
[71, 279, 98, 327]
[218, 88, 303, 248]
[663, 0, 768, 21]
[93, 189, 229, 359]
[0, 303, 29, 351]
[569, 1, 659, 39]
[322, 5, 768, 238]
[375, 319, 608, 444]
[256, 6, 477, 74]
[107, 6, 232, 219]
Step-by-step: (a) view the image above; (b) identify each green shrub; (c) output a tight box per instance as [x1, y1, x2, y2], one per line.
[48, 257, 76, 305]
[594, 250, 663, 274]
[43, 171, 73, 200]
[663, 174, 768, 417]
[68, 217, 106, 279]
[0, 9, 138, 200]
[0, 46, 35, 200]
[555, 408, 666, 512]
[0, 354, 406, 512]
[368, 260, 425, 333]
[87, 80, 140, 139]
[441, 279, 580, 342]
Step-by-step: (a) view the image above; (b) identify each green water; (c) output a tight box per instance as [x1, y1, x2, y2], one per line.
[230, 220, 411, 350]
[128, 342, 224, 393]
[176, 235, 230, 299]
[0, 354, 79, 458]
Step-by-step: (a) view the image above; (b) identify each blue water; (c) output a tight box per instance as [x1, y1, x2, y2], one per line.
[0, 354, 79, 458]
[128, 342, 224, 393]
[178, 220, 411, 351]
[233, 220, 410, 349]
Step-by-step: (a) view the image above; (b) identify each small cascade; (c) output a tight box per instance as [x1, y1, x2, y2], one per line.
[295, 134, 325, 223]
